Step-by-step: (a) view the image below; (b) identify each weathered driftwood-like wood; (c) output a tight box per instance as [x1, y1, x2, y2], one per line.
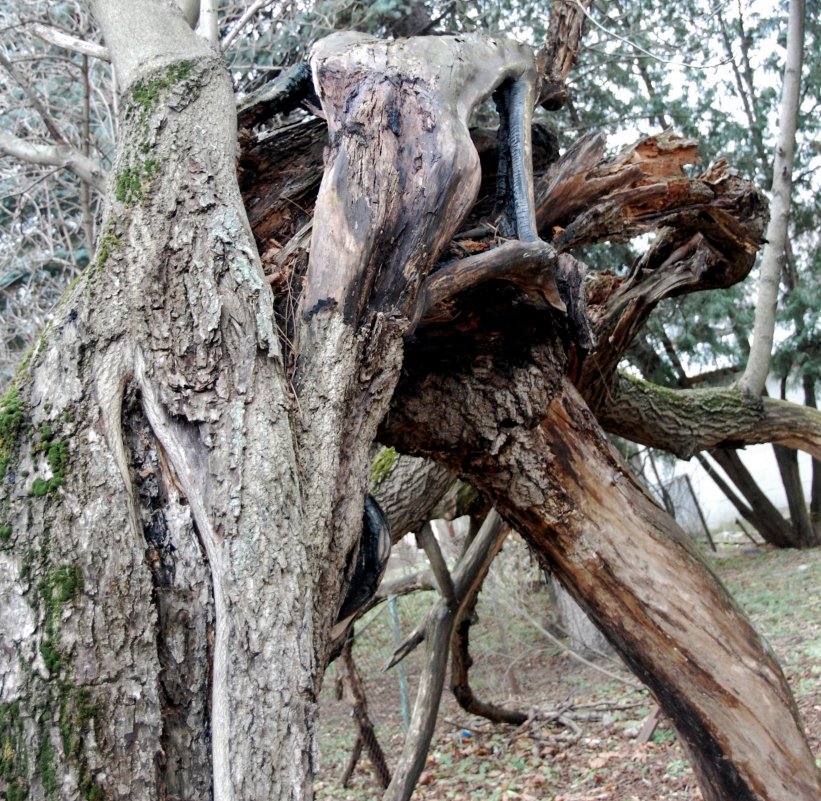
[564, 150, 766, 406]
[294, 32, 552, 678]
[449, 516, 530, 726]
[383, 333, 821, 801]
[300, 31, 539, 327]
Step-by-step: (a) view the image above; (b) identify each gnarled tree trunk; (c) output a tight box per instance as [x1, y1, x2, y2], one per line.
[1, 2, 820, 801]
[383, 337, 821, 801]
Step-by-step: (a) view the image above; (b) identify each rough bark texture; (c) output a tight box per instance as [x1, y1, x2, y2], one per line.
[0, 42, 317, 801]
[601, 373, 821, 459]
[2, 6, 320, 801]
[534, 0, 591, 109]
[382, 326, 821, 801]
[370, 451, 454, 543]
[3, 4, 821, 801]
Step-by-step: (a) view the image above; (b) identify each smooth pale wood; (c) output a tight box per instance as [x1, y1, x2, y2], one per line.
[300, 31, 538, 327]
[740, 0, 805, 395]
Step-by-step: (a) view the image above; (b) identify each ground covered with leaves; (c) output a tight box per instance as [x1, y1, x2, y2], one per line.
[316, 545, 821, 800]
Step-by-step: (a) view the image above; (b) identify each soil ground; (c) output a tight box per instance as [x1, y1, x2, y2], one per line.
[315, 543, 821, 800]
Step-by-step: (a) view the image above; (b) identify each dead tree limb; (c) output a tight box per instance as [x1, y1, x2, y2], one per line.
[383, 332, 821, 801]
[450, 572, 530, 726]
[383, 510, 509, 801]
[338, 638, 392, 789]
[534, 0, 591, 109]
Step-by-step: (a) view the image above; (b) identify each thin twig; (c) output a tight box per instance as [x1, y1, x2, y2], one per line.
[574, 0, 730, 69]
[222, 0, 278, 51]
[29, 22, 110, 61]
[494, 593, 641, 689]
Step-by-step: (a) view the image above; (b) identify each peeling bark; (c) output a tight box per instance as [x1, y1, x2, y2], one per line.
[383, 330, 821, 801]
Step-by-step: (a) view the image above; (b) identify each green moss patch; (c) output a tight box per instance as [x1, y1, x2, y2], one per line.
[58, 684, 99, 800]
[0, 388, 26, 481]
[28, 423, 69, 498]
[114, 160, 159, 206]
[37, 564, 84, 675]
[370, 447, 398, 487]
[36, 720, 56, 797]
[131, 59, 195, 121]
[0, 701, 29, 800]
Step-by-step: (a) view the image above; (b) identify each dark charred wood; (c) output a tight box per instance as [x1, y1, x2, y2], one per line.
[421, 240, 564, 320]
[236, 62, 319, 130]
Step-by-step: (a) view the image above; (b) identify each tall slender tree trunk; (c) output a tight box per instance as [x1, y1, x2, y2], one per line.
[740, 0, 805, 395]
[804, 376, 821, 536]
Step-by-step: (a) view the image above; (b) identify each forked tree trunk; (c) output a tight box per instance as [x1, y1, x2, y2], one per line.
[0, 5, 381, 800]
[2, 3, 821, 801]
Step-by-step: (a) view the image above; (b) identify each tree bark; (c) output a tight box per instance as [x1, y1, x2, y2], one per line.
[804, 376, 821, 536]
[772, 443, 819, 546]
[0, 4, 377, 800]
[383, 334, 821, 801]
[3, 5, 821, 801]
[601, 372, 821, 460]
